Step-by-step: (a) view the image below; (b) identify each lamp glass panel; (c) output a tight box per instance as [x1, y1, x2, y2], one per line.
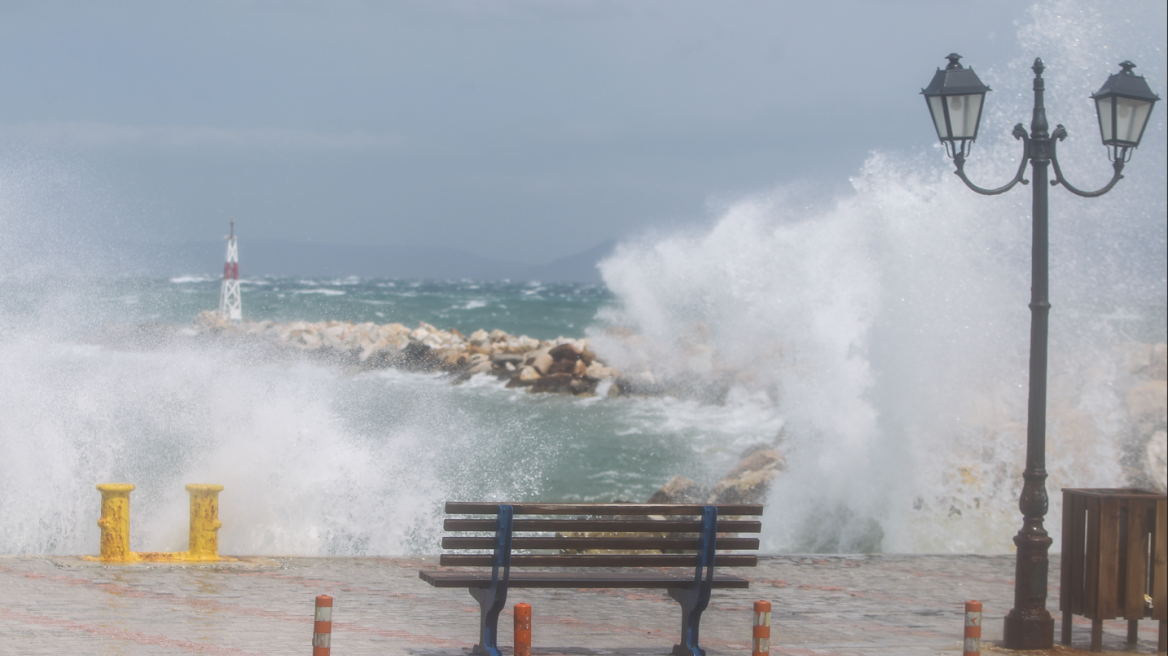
[961, 94, 984, 138]
[1096, 97, 1114, 142]
[928, 96, 949, 140]
[1116, 97, 1152, 144]
[946, 94, 981, 139]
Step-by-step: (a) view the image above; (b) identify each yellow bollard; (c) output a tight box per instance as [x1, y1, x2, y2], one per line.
[95, 483, 137, 562]
[88, 483, 234, 563]
[185, 484, 224, 561]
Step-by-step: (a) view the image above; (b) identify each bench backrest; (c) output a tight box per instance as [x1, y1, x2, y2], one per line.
[440, 502, 763, 569]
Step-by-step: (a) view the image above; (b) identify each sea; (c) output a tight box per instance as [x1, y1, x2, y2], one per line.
[0, 0, 1164, 558]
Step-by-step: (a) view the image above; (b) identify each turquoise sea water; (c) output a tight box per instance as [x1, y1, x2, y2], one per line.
[2, 0, 1163, 558]
[143, 275, 611, 341]
[1, 271, 1161, 558]
[0, 275, 791, 557]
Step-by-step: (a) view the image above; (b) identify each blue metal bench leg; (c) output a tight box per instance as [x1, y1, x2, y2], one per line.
[468, 504, 513, 656]
[669, 585, 712, 656]
[469, 586, 509, 656]
[670, 505, 718, 656]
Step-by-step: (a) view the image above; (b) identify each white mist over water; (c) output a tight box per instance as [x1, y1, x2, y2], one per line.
[1, 0, 1163, 557]
[0, 321, 600, 555]
[594, 0, 1166, 552]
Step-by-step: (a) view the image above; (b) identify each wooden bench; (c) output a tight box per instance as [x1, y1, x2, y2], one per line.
[419, 502, 764, 656]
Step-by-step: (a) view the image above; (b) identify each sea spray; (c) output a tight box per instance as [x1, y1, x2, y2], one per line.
[593, 0, 1165, 553]
[0, 333, 561, 555]
[1, 0, 1162, 558]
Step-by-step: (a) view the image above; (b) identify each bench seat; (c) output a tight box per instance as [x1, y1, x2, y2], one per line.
[420, 502, 763, 656]
[420, 569, 752, 589]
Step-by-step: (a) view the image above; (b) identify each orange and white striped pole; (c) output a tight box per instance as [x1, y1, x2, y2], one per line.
[514, 602, 532, 656]
[313, 595, 333, 656]
[963, 600, 982, 656]
[753, 600, 772, 656]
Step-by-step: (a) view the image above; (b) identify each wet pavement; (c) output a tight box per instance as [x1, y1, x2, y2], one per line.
[0, 554, 1163, 655]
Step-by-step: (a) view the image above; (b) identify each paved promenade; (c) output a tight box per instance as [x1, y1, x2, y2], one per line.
[0, 554, 1162, 655]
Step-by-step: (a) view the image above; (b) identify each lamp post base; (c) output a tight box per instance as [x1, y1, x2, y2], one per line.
[1003, 609, 1054, 650]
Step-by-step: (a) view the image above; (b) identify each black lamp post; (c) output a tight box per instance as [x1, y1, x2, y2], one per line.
[921, 54, 1159, 649]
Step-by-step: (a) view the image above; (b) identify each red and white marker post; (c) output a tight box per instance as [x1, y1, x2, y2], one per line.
[753, 600, 772, 656]
[313, 595, 333, 656]
[963, 600, 982, 656]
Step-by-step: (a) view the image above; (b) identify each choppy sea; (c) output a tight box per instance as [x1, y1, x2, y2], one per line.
[0, 0, 1164, 557]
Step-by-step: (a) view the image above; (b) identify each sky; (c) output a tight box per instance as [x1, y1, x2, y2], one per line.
[0, 0, 1163, 269]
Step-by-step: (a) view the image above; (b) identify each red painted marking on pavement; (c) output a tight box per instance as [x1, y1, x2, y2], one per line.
[878, 564, 1016, 587]
[0, 606, 266, 655]
[236, 569, 423, 600]
[770, 644, 864, 648]
[0, 565, 468, 648]
[797, 584, 846, 592]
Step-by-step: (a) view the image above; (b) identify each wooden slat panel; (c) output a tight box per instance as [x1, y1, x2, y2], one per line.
[443, 519, 763, 533]
[1061, 489, 1164, 500]
[1061, 489, 1074, 613]
[1070, 492, 1087, 615]
[419, 569, 752, 589]
[1097, 496, 1121, 620]
[445, 502, 764, 516]
[1124, 498, 1149, 620]
[1085, 496, 1101, 619]
[1154, 499, 1166, 622]
[441, 536, 760, 551]
[439, 554, 758, 568]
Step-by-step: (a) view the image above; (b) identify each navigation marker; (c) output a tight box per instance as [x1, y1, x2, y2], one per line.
[218, 218, 242, 321]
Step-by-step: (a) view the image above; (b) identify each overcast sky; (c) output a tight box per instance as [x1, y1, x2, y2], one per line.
[0, 0, 1164, 266]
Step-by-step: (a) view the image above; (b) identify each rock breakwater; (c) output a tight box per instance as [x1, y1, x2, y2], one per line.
[194, 311, 619, 395]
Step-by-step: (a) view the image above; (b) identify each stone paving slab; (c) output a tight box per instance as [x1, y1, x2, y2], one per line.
[0, 554, 1163, 656]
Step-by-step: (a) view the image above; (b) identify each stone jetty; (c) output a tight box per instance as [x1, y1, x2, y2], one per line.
[194, 311, 620, 396]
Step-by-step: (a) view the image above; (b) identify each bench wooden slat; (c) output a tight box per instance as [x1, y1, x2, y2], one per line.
[439, 553, 758, 568]
[420, 569, 752, 589]
[444, 518, 763, 533]
[441, 536, 761, 551]
[445, 502, 764, 516]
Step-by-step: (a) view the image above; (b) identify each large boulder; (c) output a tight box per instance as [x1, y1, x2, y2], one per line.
[707, 447, 786, 505]
[647, 477, 709, 504]
[400, 341, 438, 371]
[530, 372, 573, 394]
[530, 350, 554, 375]
[548, 343, 581, 362]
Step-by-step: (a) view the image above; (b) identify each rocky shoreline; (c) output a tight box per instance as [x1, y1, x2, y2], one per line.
[194, 311, 621, 396]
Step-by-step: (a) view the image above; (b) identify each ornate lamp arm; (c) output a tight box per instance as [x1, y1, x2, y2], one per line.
[953, 124, 1031, 196]
[1048, 125, 1126, 197]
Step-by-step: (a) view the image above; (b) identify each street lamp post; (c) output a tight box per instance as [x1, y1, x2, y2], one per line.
[920, 55, 1159, 650]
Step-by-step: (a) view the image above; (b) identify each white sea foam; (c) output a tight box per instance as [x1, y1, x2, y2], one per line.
[0, 335, 552, 556]
[294, 288, 347, 296]
[592, 0, 1165, 553]
[0, 0, 1160, 558]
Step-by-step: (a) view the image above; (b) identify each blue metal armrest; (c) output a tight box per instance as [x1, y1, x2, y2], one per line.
[669, 505, 718, 656]
[469, 504, 513, 656]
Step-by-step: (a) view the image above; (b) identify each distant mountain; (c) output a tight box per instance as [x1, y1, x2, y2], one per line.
[134, 238, 616, 283]
[521, 239, 615, 284]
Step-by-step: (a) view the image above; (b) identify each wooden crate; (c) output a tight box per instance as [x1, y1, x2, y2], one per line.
[1060, 488, 1166, 652]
